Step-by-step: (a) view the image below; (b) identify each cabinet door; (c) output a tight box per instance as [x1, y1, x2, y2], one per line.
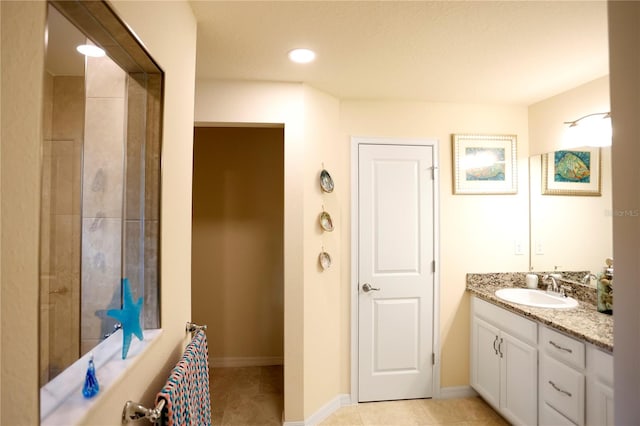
[500, 331, 538, 425]
[586, 379, 614, 426]
[471, 317, 501, 409]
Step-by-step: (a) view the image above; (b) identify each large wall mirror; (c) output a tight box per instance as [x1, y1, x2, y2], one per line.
[529, 147, 613, 275]
[40, 0, 163, 385]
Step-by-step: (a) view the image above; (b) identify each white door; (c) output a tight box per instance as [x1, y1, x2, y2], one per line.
[358, 143, 435, 402]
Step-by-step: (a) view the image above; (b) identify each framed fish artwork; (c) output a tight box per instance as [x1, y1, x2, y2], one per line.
[452, 134, 518, 194]
[542, 148, 601, 196]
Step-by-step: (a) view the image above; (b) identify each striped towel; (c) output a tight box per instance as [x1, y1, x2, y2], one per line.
[155, 330, 211, 425]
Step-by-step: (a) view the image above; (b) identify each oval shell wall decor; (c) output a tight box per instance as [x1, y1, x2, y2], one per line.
[319, 211, 334, 232]
[319, 251, 332, 270]
[320, 169, 334, 193]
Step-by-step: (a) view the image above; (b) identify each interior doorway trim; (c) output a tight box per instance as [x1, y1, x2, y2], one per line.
[350, 136, 441, 404]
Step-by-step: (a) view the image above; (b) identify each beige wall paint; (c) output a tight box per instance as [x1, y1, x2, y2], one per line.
[0, 0, 196, 424]
[192, 127, 284, 363]
[78, 1, 197, 424]
[194, 81, 347, 420]
[195, 80, 529, 419]
[528, 76, 612, 274]
[0, 2, 45, 423]
[340, 101, 530, 388]
[195, 79, 306, 421]
[0, 1, 4, 415]
[529, 76, 609, 156]
[608, 1, 640, 422]
[301, 86, 345, 416]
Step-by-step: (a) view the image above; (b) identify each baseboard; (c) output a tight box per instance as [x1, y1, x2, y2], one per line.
[210, 356, 283, 368]
[283, 394, 352, 426]
[438, 385, 478, 399]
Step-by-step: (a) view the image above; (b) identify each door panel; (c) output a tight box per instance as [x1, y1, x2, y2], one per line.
[358, 143, 434, 402]
[373, 298, 419, 372]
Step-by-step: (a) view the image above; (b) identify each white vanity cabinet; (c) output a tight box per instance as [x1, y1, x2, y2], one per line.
[471, 297, 538, 425]
[585, 345, 614, 426]
[539, 325, 614, 426]
[471, 295, 614, 426]
[539, 326, 586, 425]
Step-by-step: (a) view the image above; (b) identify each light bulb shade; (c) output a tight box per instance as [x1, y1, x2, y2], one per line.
[562, 113, 611, 148]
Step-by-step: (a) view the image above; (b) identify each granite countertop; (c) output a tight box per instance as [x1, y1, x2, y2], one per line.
[466, 272, 613, 353]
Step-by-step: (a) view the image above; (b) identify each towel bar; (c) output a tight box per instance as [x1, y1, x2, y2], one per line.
[186, 321, 207, 333]
[122, 398, 165, 424]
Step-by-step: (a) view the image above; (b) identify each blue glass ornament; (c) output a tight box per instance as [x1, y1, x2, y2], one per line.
[82, 354, 100, 398]
[107, 278, 144, 359]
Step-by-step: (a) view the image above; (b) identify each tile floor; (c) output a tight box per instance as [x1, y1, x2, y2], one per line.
[211, 366, 508, 426]
[212, 366, 284, 426]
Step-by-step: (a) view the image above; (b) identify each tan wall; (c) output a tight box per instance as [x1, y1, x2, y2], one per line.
[340, 100, 530, 388]
[0, 1, 196, 424]
[528, 77, 612, 274]
[79, 1, 197, 423]
[192, 127, 284, 363]
[195, 79, 306, 421]
[0, 2, 46, 423]
[529, 76, 609, 156]
[301, 86, 346, 416]
[195, 80, 529, 420]
[608, 1, 640, 422]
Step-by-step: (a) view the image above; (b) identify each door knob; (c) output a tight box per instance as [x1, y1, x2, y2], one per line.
[362, 283, 380, 293]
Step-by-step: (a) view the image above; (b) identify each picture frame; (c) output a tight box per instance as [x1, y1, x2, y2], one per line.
[542, 148, 601, 196]
[452, 134, 517, 194]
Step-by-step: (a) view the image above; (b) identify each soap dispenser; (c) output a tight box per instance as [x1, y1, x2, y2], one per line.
[597, 258, 613, 315]
[526, 268, 538, 289]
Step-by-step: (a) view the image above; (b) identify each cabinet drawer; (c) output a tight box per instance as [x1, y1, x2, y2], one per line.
[540, 402, 577, 426]
[473, 297, 537, 345]
[541, 354, 585, 425]
[541, 326, 585, 369]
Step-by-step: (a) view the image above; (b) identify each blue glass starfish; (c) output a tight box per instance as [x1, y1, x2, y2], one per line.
[107, 278, 144, 359]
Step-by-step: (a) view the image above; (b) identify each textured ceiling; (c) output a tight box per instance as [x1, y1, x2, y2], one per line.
[190, 1, 609, 105]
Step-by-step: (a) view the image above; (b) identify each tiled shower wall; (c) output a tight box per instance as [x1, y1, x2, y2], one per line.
[39, 73, 84, 382]
[80, 53, 126, 354]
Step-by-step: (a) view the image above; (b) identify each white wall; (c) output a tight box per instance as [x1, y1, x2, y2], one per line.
[340, 100, 530, 387]
[608, 1, 640, 423]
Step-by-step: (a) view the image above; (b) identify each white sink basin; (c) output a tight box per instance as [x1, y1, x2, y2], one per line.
[495, 288, 579, 309]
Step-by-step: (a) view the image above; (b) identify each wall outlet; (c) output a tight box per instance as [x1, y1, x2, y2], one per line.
[514, 239, 524, 255]
[535, 240, 544, 255]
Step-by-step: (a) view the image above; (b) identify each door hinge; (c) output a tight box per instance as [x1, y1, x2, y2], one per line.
[432, 352, 436, 365]
[431, 166, 438, 180]
[432, 260, 436, 273]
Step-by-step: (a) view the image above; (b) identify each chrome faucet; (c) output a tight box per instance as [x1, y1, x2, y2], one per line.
[582, 273, 598, 286]
[543, 274, 560, 293]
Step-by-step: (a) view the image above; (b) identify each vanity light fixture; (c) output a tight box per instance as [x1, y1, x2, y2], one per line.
[76, 44, 106, 58]
[562, 112, 612, 148]
[288, 48, 316, 64]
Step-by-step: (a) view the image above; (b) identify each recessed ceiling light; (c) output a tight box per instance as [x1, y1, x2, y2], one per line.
[76, 44, 106, 58]
[288, 48, 316, 64]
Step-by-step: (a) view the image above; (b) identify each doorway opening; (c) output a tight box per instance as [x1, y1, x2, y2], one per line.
[191, 126, 285, 424]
